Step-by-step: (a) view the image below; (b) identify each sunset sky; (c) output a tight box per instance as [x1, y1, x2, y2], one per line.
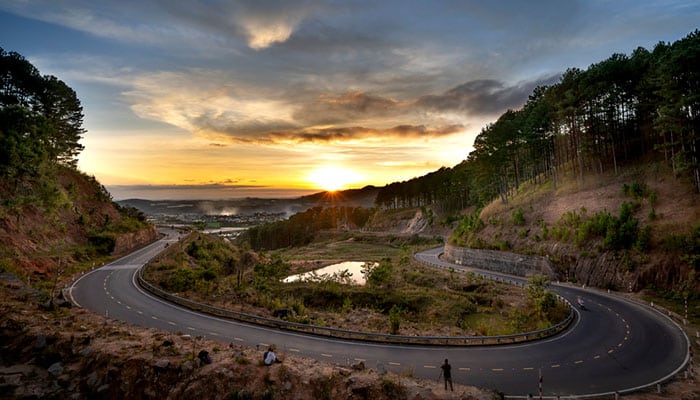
[1, 1, 699, 200]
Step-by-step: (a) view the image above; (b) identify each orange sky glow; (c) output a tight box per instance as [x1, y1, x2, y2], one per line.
[3, 2, 696, 200]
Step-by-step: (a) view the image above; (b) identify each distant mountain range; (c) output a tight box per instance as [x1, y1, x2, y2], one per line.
[117, 186, 379, 217]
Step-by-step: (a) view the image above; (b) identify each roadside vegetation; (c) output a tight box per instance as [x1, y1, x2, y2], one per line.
[145, 232, 569, 336]
[0, 48, 152, 299]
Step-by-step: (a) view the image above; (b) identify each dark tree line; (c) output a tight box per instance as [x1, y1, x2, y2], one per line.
[376, 30, 700, 210]
[238, 206, 375, 250]
[0, 48, 85, 184]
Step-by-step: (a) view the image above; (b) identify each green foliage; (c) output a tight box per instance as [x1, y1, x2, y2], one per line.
[511, 207, 526, 225]
[363, 259, 393, 287]
[662, 225, 700, 270]
[375, 30, 700, 212]
[451, 211, 485, 244]
[168, 268, 196, 292]
[77, 214, 89, 225]
[622, 182, 649, 199]
[146, 231, 567, 337]
[561, 202, 644, 251]
[239, 206, 376, 251]
[388, 305, 402, 334]
[635, 225, 652, 251]
[254, 254, 291, 281]
[527, 274, 557, 320]
[603, 202, 640, 250]
[198, 268, 218, 281]
[87, 232, 116, 255]
[341, 297, 353, 313]
[0, 48, 85, 172]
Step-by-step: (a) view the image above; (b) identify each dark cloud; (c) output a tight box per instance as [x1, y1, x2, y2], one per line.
[416, 74, 560, 115]
[258, 124, 464, 144]
[293, 92, 405, 125]
[192, 111, 300, 137]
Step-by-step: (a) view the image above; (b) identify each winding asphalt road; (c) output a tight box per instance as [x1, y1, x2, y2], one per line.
[68, 229, 689, 398]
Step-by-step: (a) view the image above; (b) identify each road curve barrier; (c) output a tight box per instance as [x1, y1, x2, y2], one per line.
[137, 260, 574, 347]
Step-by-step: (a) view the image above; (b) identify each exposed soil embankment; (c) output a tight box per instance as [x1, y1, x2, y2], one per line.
[459, 166, 699, 293]
[0, 167, 155, 277]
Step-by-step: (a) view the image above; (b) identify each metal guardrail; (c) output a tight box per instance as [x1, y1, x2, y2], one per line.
[137, 254, 575, 346]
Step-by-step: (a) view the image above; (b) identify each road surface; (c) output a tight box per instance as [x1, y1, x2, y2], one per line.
[68, 229, 689, 398]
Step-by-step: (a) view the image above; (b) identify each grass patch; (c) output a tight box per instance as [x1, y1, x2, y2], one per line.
[145, 232, 567, 337]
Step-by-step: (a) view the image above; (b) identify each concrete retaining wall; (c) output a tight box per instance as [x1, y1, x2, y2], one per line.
[443, 243, 556, 279]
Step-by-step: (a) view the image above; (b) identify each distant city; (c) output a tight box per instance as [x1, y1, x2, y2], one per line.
[117, 188, 379, 238]
[117, 198, 304, 235]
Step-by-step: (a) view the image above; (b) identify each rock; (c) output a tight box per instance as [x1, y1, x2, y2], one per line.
[87, 371, 99, 388]
[181, 360, 194, 373]
[351, 385, 372, 397]
[155, 359, 170, 369]
[0, 317, 23, 332]
[47, 362, 63, 376]
[376, 362, 387, 376]
[35, 334, 47, 350]
[79, 346, 93, 356]
[352, 361, 365, 371]
[2, 372, 22, 386]
[57, 374, 71, 388]
[54, 297, 72, 308]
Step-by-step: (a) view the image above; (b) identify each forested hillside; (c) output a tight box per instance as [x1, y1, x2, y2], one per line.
[376, 30, 700, 211]
[0, 48, 154, 284]
[372, 32, 699, 296]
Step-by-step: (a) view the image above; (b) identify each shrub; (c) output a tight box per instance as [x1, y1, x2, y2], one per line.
[388, 305, 402, 334]
[635, 225, 652, 251]
[198, 268, 218, 281]
[456, 211, 485, 236]
[88, 231, 116, 255]
[168, 268, 196, 292]
[511, 207, 526, 226]
[622, 182, 649, 199]
[364, 259, 393, 287]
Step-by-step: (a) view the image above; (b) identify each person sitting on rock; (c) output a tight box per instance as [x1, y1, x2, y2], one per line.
[263, 345, 281, 365]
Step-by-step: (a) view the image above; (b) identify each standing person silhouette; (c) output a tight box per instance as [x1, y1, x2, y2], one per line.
[440, 358, 453, 391]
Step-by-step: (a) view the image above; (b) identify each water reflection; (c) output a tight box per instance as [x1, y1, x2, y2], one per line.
[283, 261, 377, 285]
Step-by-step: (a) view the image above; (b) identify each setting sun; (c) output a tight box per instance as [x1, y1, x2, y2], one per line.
[307, 166, 360, 192]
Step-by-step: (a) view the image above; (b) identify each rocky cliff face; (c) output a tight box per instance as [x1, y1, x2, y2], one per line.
[113, 226, 159, 256]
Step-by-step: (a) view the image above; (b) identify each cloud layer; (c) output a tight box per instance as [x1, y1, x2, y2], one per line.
[2, 0, 698, 194]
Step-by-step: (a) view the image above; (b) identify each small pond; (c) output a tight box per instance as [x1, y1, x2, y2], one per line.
[283, 261, 377, 285]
